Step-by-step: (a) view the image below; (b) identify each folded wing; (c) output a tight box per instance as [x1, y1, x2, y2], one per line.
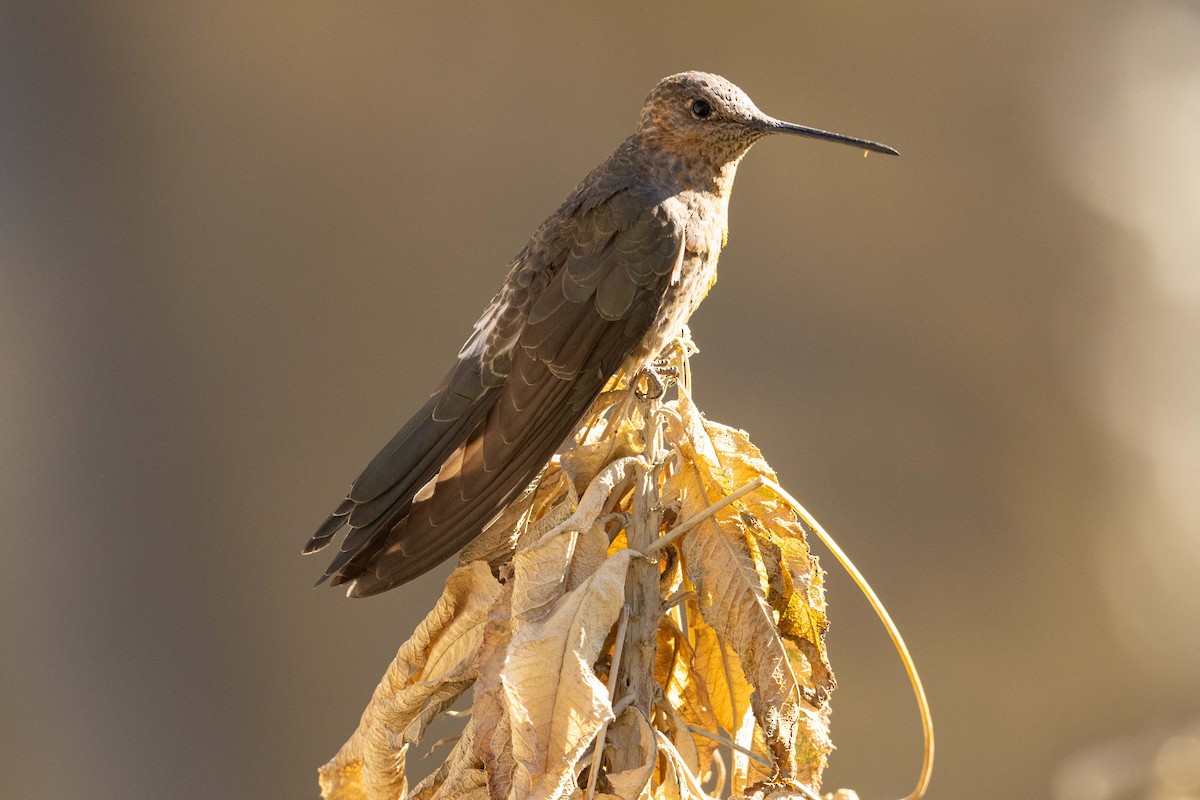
[305, 188, 683, 596]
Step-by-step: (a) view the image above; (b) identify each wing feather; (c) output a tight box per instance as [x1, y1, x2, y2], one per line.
[306, 183, 684, 593]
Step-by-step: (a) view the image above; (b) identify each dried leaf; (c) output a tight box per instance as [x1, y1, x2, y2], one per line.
[318, 762, 365, 800]
[672, 464, 804, 774]
[401, 679, 473, 750]
[730, 691, 765, 796]
[655, 732, 719, 800]
[419, 760, 488, 800]
[469, 584, 516, 800]
[689, 607, 754, 739]
[560, 425, 643, 495]
[502, 549, 633, 800]
[657, 700, 704, 780]
[530, 456, 642, 545]
[409, 719, 481, 800]
[513, 470, 574, 550]
[700, 417, 833, 701]
[736, 722, 775, 797]
[509, 530, 576, 632]
[667, 409, 809, 784]
[565, 521, 612, 593]
[320, 562, 502, 800]
[655, 619, 718, 773]
[669, 393, 834, 786]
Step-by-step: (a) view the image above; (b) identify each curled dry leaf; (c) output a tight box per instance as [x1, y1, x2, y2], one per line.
[319, 561, 503, 800]
[318, 343, 847, 800]
[503, 549, 633, 800]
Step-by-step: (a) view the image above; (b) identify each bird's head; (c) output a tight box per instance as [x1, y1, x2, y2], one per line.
[636, 71, 896, 187]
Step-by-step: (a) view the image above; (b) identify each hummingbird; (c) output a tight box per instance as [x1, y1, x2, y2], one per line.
[305, 71, 897, 596]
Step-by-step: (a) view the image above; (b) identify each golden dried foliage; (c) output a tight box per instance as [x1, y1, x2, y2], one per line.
[317, 338, 923, 800]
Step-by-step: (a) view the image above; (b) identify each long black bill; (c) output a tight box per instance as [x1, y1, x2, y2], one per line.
[767, 117, 899, 156]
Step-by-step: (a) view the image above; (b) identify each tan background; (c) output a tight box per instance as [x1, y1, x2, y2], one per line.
[3, 2, 1199, 799]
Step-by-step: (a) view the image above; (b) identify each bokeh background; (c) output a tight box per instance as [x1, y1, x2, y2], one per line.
[3, 2, 1199, 799]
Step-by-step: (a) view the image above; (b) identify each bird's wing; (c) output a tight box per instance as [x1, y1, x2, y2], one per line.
[301, 269, 528, 566]
[305, 187, 684, 596]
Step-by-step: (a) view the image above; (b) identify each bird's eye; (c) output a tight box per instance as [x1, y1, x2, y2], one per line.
[690, 99, 713, 119]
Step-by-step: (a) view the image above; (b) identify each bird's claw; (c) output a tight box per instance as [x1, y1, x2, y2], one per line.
[633, 361, 679, 401]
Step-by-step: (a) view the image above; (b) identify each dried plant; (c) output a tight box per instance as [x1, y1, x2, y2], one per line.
[316, 335, 932, 800]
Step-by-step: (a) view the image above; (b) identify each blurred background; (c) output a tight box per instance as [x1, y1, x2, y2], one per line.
[2, 2, 1198, 798]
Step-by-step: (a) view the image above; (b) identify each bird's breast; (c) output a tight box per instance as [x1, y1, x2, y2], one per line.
[623, 238, 721, 374]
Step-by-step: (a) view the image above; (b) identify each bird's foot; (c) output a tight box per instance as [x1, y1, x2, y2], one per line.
[633, 361, 679, 401]
[651, 354, 680, 372]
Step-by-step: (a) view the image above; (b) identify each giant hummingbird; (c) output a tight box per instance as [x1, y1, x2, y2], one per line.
[304, 72, 897, 596]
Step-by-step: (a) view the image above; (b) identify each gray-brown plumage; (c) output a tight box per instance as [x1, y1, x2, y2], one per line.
[305, 71, 896, 597]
